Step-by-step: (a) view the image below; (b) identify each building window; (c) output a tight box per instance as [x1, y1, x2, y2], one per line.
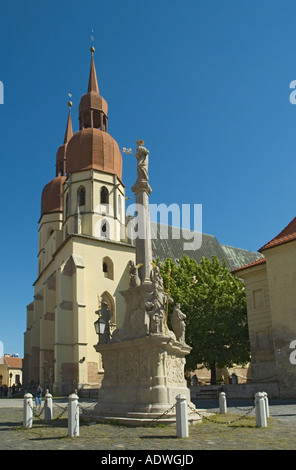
[77, 186, 86, 206]
[101, 290, 115, 323]
[102, 257, 114, 280]
[100, 186, 109, 205]
[101, 220, 109, 238]
[118, 194, 122, 221]
[47, 228, 54, 240]
[65, 193, 69, 218]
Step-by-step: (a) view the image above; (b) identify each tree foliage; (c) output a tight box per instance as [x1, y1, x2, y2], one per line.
[159, 256, 250, 378]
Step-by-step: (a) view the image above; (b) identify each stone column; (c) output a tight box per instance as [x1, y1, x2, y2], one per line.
[131, 142, 152, 283]
[68, 392, 79, 437]
[255, 392, 267, 428]
[176, 394, 189, 438]
[44, 390, 53, 421]
[23, 393, 33, 429]
[219, 391, 227, 414]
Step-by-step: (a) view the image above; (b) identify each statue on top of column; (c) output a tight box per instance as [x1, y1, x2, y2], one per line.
[135, 140, 149, 184]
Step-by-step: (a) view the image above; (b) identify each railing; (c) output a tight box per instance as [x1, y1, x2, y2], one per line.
[22, 389, 269, 438]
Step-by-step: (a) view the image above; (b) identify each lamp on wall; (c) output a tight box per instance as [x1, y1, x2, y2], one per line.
[94, 295, 112, 343]
[94, 311, 106, 337]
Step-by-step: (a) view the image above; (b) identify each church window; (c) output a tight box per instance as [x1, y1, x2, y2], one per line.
[102, 258, 114, 280]
[100, 186, 109, 205]
[65, 194, 69, 218]
[101, 291, 115, 323]
[77, 186, 86, 206]
[118, 195, 122, 221]
[101, 220, 109, 238]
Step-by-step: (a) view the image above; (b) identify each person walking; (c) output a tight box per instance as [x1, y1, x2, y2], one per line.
[35, 385, 42, 410]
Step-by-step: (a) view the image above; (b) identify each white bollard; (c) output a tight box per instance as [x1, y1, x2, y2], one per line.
[23, 393, 33, 429]
[219, 392, 227, 414]
[44, 389, 53, 422]
[68, 392, 79, 437]
[262, 392, 269, 418]
[175, 394, 189, 438]
[255, 392, 267, 428]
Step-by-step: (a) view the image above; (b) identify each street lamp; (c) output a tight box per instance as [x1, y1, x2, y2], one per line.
[94, 309, 106, 339]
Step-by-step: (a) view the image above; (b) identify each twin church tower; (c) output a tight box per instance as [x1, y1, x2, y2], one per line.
[24, 48, 135, 394]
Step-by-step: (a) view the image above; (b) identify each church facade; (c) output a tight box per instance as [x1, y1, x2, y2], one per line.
[23, 49, 135, 395]
[23, 49, 263, 395]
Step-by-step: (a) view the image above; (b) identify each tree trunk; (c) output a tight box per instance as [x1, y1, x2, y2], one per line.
[210, 362, 216, 385]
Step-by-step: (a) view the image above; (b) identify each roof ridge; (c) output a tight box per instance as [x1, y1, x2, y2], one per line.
[259, 216, 296, 252]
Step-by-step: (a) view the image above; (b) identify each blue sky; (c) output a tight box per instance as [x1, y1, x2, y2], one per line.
[1, 0, 296, 355]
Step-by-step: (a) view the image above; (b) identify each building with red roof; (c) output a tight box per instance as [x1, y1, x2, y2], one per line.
[233, 216, 296, 397]
[0, 355, 23, 389]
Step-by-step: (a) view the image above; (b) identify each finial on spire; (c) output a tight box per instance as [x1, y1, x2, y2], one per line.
[90, 29, 95, 56]
[87, 44, 99, 93]
[64, 96, 73, 144]
[68, 93, 73, 110]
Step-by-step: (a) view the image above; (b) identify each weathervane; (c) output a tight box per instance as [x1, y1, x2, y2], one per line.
[90, 29, 95, 55]
[68, 92, 72, 108]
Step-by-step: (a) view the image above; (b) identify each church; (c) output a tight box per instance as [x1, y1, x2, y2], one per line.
[23, 48, 262, 395]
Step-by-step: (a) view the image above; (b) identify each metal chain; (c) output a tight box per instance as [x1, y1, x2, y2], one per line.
[228, 404, 255, 412]
[28, 400, 45, 419]
[52, 402, 69, 420]
[78, 403, 96, 419]
[78, 402, 176, 425]
[188, 403, 256, 425]
[150, 404, 175, 424]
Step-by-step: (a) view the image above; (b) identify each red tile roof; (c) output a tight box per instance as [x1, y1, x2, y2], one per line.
[232, 256, 266, 273]
[4, 356, 23, 369]
[259, 217, 296, 252]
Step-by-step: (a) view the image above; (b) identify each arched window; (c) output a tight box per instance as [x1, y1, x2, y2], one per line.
[101, 290, 115, 323]
[102, 256, 114, 280]
[77, 186, 86, 206]
[118, 195, 122, 221]
[47, 228, 54, 240]
[100, 186, 109, 204]
[65, 194, 69, 218]
[101, 220, 109, 238]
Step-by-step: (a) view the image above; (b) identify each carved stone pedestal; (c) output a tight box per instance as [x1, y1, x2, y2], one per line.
[93, 334, 200, 425]
[91, 281, 202, 426]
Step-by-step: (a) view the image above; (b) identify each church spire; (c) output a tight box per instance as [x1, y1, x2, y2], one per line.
[78, 47, 108, 131]
[88, 47, 99, 93]
[64, 100, 73, 144]
[56, 101, 73, 177]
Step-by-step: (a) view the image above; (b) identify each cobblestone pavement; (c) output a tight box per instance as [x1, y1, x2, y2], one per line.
[0, 397, 296, 452]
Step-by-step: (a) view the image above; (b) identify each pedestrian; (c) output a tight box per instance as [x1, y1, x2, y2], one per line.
[35, 385, 42, 409]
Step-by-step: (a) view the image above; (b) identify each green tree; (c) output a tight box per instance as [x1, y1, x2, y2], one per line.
[159, 255, 250, 384]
